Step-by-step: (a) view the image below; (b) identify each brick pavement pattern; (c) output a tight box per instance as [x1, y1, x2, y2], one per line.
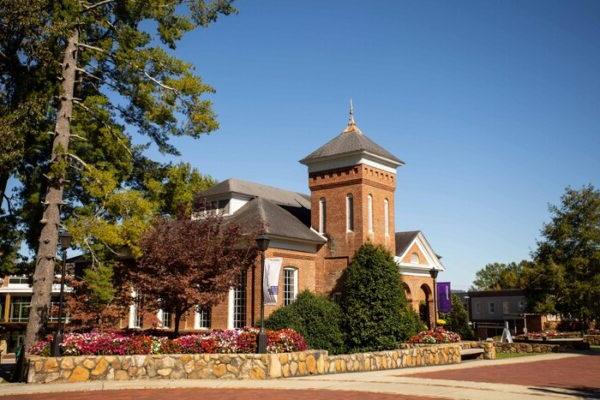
[1, 388, 445, 400]
[406, 354, 600, 391]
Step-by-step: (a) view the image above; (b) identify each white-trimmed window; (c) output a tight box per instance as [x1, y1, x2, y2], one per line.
[384, 198, 389, 237]
[410, 252, 420, 264]
[502, 301, 510, 314]
[319, 197, 326, 234]
[195, 306, 211, 330]
[232, 273, 247, 329]
[129, 290, 143, 328]
[10, 297, 30, 323]
[283, 268, 299, 306]
[346, 194, 354, 232]
[158, 309, 171, 329]
[488, 302, 495, 314]
[367, 194, 373, 233]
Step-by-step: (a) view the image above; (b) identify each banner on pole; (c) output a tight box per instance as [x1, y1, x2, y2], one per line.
[437, 282, 452, 314]
[263, 257, 283, 305]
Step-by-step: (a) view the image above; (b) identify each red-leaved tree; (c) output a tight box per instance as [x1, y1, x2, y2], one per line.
[133, 214, 258, 334]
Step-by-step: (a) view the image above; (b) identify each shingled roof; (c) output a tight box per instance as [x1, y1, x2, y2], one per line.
[197, 178, 311, 209]
[299, 121, 403, 165]
[229, 197, 325, 244]
[394, 230, 421, 256]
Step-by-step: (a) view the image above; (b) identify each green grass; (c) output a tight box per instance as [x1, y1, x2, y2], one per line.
[496, 352, 541, 360]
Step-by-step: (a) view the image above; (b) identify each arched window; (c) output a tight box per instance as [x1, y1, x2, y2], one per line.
[384, 198, 389, 237]
[367, 194, 373, 233]
[319, 198, 326, 234]
[283, 267, 299, 306]
[410, 252, 420, 264]
[346, 194, 354, 232]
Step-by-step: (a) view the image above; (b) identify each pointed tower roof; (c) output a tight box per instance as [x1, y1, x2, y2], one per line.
[299, 102, 404, 172]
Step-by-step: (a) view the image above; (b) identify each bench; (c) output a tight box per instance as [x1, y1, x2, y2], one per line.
[460, 348, 485, 357]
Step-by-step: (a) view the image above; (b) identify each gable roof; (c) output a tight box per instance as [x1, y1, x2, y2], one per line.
[228, 197, 325, 244]
[394, 230, 421, 256]
[197, 178, 311, 209]
[299, 123, 403, 165]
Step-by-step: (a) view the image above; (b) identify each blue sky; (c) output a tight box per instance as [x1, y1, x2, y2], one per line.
[144, 1, 598, 289]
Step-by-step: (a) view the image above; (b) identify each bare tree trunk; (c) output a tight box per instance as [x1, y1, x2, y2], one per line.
[24, 30, 79, 353]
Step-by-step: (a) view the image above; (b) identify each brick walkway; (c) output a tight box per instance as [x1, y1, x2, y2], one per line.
[406, 354, 600, 392]
[1, 388, 443, 400]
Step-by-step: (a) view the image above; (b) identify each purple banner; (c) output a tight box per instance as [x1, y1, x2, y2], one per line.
[437, 282, 452, 314]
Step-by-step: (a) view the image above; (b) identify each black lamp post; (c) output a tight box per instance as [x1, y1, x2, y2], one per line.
[429, 267, 439, 329]
[51, 230, 72, 357]
[255, 234, 270, 353]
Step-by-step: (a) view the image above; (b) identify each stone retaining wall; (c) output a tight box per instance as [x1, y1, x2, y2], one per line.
[496, 342, 560, 354]
[459, 341, 496, 359]
[27, 344, 461, 384]
[584, 335, 600, 345]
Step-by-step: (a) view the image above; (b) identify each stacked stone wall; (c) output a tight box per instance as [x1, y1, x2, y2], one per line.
[27, 344, 461, 384]
[584, 335, 600, 346]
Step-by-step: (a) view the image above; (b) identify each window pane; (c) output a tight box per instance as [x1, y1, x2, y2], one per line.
[196, 306, 211, 329]
[284, 268, 297, 306]
[368, 195, 373, 233]
[346, 195, 354, 231]
[233, 273, 246, 329]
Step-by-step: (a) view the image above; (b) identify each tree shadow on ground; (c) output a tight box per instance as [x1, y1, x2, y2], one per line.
[531, 386, 600, 399]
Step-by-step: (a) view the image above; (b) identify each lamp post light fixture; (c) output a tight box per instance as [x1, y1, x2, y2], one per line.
[429, 267, 439, 329]
[255, 234, 270, 353]
[51, 230, 72, 357]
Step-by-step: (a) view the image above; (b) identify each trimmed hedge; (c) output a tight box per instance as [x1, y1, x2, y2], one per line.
[265, 290, 345, 354]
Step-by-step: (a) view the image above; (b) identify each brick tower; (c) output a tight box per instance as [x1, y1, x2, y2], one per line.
[300, 103, 404, 294]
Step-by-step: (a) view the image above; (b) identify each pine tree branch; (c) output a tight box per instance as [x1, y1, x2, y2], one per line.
[73, 100, 133, 156]
[82, 0, 116, 12]
[66, 153, 90, 169]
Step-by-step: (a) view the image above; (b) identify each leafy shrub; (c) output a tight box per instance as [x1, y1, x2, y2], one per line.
[441, 294, 474, 340]
[340, 243, 422, 352]
[29, 328, 307, 356]
[408, 327, 461, 344]
[265, 290, 345, 354]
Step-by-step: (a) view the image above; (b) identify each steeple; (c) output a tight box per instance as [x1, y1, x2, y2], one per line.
[344, 99, 361, 133]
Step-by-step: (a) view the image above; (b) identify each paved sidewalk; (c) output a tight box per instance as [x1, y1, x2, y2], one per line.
[0, 352, 592, 400]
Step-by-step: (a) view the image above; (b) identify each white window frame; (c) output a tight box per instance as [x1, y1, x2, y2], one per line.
[283, 268, 299, 306]
[157, 309, 171, 329]
[194, 306, 211, 330]
[367, 194, 373, 233]
[488, 302, 495, 314]
[410, 252, 420, 264]
[346, 194, 354, 232]
[319, 197, 326, 234]
[384, 198, 389, 237]
[502, 301, 510, 315]
[128, 290, 142, 329]
[10, 297, 30, 323]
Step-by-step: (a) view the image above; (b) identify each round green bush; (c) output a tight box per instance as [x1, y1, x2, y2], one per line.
[340, 243, 422, 352]
[264, 290, 345, 354]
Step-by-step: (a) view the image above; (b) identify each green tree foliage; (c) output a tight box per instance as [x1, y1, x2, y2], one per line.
[441, 294, 474, 340]
[0, 0, 235, 348]
[471, 261, 527, 291]
[265, 291, 346, 355]
[340, 243, 422, 352]
[524, 185, 600, 326]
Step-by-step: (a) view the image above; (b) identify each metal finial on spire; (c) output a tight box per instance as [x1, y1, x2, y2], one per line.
[349, 99, 355, 125]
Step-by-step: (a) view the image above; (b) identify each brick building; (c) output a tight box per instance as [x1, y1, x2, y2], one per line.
[128, 108, 445, 332]
[1, 108, 445, 345]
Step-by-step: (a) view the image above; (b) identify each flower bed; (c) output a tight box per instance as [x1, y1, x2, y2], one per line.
[30, 328, 307, 356]
[408, 327, 461, 344]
